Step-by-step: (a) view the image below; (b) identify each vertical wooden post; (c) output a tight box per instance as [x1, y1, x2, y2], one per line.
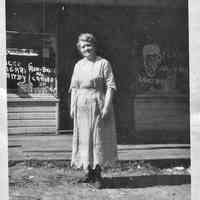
[56, 4, 62, 133]
[56, 3, 67, 133]
[0, 0, 9, 198]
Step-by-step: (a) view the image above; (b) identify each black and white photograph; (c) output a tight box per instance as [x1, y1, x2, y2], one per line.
[1, 0, 200, 199]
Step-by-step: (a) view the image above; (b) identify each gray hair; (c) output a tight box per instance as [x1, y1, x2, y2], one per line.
[76, 33, 96, 50]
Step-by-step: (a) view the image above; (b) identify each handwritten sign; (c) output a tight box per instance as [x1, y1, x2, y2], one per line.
[7, 56, 56, 94]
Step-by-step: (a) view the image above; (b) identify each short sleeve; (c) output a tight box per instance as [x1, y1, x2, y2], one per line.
[103, 60, 117, 90]
[68, 63, 79, 93]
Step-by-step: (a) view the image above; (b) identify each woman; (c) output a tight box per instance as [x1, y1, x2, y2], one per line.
[69, 33, 118, 189]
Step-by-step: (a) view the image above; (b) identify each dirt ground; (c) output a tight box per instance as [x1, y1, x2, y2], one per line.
[9, 161, 191, 200]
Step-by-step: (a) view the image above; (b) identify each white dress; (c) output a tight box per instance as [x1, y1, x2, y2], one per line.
[69, 56, 118, 170]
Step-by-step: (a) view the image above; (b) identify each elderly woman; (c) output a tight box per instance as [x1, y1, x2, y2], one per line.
[69, 33, 118, 189]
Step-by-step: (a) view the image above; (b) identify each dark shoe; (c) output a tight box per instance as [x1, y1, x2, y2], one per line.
[78, 166, 93, 183]
[93, 165, 103, 189]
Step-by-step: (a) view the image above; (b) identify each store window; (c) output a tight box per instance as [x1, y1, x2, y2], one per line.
[136, 43, 189, 95]
[6, 31, 57, 95]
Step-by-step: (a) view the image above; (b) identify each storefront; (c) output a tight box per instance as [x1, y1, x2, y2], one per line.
[6, 0, 189, 143]
[6, 1, 59, 134]
[6, 31, 58, 134]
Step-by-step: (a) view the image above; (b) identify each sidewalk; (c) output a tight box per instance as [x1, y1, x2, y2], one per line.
[9, 134, 191, 200]
[8, 134, 190, 165]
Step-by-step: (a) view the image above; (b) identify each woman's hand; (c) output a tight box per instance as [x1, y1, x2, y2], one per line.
[70, 109, 74, 119]
[101, 107, 109, 119]
[101, 88, 114, 119]
[70, 89, 76, 119]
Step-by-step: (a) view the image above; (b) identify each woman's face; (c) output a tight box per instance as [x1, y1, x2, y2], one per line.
[78, 40, 96, 58]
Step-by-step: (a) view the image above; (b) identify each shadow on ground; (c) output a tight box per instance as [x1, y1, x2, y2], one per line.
[103, 174, 191, 189]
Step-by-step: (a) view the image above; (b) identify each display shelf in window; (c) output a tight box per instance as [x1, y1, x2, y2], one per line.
[6, 31, 57, 96]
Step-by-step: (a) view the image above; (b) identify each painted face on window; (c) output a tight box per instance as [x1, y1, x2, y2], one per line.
[78, 41, 95, 58]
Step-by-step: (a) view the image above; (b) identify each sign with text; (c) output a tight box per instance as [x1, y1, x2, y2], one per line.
[7, 52, 56, 94]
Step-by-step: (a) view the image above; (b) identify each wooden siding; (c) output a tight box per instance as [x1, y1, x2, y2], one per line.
[8, 112, 56, 120]
[8, 127, 57, 134]
[7, 95, 58, 135]
[134, 95, 190, 131]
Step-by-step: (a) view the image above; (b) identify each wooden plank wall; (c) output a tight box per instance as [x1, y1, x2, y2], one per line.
[134, 95, 190, 143]
[7, 95, 58, 135]
[135, 95, 189, 131]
